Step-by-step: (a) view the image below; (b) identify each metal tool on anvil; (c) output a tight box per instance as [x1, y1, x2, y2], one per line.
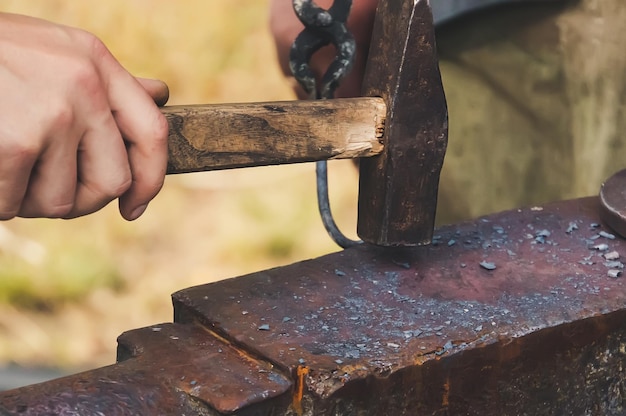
[162, 0, 553, 247]
[163, 0, 447, 248]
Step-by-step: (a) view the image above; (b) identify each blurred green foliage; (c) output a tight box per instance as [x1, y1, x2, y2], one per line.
[0, 247, 123, 311]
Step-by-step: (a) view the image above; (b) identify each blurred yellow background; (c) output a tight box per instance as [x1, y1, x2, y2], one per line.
[0, 0, 359, 371]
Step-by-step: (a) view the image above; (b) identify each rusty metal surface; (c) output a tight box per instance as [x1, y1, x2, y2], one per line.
[0, 323, 291, 415]
[173, 197, 626, 414]
[3, 197, 626, 414]
[357, 0, 448, 246]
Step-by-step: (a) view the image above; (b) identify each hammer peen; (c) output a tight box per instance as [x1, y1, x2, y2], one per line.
[357, 0, 448, 247]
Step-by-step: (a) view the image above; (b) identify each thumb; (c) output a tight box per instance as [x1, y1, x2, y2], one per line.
[136, 77, 169, 107]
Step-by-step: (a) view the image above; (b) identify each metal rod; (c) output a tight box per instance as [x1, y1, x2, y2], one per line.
[316, 160, 362, 248]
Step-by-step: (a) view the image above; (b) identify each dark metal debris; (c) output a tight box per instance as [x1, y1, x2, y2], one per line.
[599, 231, 616, 240]
[607, 269, 622, 278]
[479, 261, 497, 270]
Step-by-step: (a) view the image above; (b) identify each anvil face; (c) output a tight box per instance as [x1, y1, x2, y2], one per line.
[4, 198, 626, 415]
[172, 197, 626, 414]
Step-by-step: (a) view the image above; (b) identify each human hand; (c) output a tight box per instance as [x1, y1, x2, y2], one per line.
[269, 0, 378, 99]
[0, 13, 169, 221]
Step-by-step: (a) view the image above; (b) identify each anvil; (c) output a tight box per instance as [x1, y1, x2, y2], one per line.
[2, 0, 626, 415]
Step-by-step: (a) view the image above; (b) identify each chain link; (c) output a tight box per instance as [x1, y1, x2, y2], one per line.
[289, 0, 356, 100]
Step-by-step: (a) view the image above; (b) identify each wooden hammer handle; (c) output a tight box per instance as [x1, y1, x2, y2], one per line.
[164, 97, 386, 174]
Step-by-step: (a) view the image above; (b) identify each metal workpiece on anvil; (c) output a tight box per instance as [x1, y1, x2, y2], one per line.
[2, 197, 626, 414]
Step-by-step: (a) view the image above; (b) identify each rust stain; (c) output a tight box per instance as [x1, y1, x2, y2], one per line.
[442, 376, 450, 407]
[414, 355, 428, 365]
[196, 320, 277, 371]
[197, 322, 233, 345]
[292, 365, 309, 415]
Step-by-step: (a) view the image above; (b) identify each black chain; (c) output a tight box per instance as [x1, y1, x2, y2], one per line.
[289, 0, 356, 99]
[289, 0, 362, 249]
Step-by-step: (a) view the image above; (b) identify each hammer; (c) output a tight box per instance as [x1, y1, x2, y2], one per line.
[163, 0, 447, 247]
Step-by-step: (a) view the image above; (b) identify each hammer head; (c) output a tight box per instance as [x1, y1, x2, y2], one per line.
[357, 0, 448, 246]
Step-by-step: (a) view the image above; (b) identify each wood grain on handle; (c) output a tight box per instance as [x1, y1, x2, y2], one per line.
[164, 97, 386, 174]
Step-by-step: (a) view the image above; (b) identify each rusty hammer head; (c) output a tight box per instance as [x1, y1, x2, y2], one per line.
[357, 0, 448, 247]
